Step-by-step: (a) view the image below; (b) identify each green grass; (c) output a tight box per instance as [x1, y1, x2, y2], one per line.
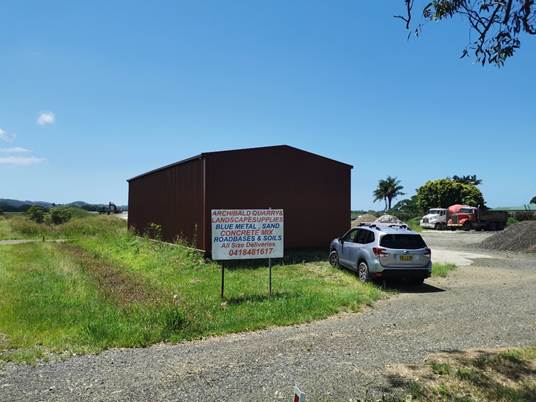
[0, 215, 384, 363]
[407, 217, 423, 232]
[432, 263, 457, 277]
[403, 347, 536, 401]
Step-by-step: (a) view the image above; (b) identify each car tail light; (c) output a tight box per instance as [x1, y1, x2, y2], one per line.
[372, 247, 387, 256]
[424, 248, 431, 256]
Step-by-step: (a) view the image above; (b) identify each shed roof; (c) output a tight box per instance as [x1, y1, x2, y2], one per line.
[127, 145, 353, 182]
[492, 204, 536, 212]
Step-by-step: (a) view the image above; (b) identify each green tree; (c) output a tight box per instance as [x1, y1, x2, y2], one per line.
[373, 179, 389, 211]
[397, 1, 536, 66]
[48, 206, 72, 225]
[452, 174, 483, 186]
[390, 195, 421, 221]
[26, 205, 47, 223]
[530, 196, 536, 204]
[416, 179, 485, 211]
[373, 176, 405, 210]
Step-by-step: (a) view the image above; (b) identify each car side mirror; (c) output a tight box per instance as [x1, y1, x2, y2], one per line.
[338, 237, 343, 243]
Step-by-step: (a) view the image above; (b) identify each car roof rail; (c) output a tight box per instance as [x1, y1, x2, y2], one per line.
[387, 223, 409, 229]
[358, 222, 377, 229]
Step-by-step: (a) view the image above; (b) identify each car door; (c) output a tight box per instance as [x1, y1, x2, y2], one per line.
[346, 229, 371, 270]
[341, 229, 367, 271]
[339, 229, 358, 268]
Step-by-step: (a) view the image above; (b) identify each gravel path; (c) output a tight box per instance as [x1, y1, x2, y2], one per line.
[1, 234, 535, 401]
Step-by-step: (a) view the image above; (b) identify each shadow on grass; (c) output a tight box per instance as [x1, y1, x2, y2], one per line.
[225, 291, 291, 305]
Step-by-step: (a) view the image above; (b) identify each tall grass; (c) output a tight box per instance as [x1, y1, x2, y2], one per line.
[0, 242, 182, 363]
[1, 215, 385, 362]
[1, 214, 125, 240]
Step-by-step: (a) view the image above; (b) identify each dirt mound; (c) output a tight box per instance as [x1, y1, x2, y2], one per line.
[351, 213, 377, 227]
[374, 214, 404, 225]
[479, 221, 536, 253]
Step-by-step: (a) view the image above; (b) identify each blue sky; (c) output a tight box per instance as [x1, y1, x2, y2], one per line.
[1, 1, 534, 210]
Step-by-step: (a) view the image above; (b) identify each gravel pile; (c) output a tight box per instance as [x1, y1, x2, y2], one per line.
[479, 220, 536, 253]
[374, 214, 404, 225]
[351, 213, 377, 227]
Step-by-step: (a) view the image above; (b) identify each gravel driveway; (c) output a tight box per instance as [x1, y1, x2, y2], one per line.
[1, 233, 535, 401]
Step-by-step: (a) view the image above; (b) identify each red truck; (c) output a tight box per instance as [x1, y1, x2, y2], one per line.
[447, 204, 507, 231]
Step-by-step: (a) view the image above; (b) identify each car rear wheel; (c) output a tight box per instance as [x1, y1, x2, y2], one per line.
[328, 251, 339, 267]
[358, 261, 370, 283]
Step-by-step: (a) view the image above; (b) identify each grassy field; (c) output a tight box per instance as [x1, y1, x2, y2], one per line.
[396, 347, 536, 401]
[0, 215, 384, 363]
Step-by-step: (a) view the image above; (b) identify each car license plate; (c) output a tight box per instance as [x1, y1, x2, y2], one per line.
[400, 255, 413, 261]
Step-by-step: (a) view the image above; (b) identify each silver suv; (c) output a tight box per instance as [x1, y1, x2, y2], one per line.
[329, 224, 432, 284]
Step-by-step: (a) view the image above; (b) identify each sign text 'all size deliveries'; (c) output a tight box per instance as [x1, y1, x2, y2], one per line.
[211, 209, 284, 260]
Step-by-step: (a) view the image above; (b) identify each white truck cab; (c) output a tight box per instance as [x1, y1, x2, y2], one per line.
[420, 208, 448, 230]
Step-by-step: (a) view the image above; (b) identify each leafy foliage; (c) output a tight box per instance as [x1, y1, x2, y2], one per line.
[389, 195, 422, 221]
[25, 205, 48, 224]
[452, 174, 483, 185]
[373, 176, 405, 210]
[397, 0, 536, 66]
[416, 178, 485, 211]
[48, 206, 73, 225]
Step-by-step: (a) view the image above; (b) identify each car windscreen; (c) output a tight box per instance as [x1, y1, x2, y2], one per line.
[380, 234, 427, 249]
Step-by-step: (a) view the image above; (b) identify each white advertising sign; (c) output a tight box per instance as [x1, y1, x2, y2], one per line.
[211, 209, 284, 260]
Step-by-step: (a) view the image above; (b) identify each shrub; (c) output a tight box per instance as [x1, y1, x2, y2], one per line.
[26, 205, 48, 223]
[48, 206, 73, 225]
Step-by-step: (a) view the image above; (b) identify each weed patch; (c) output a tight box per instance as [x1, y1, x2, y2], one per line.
[389, 347, 536, 401]
[432, 263, 457, 277]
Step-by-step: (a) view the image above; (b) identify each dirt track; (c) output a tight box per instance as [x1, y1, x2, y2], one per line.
[1, 232, 535, 401]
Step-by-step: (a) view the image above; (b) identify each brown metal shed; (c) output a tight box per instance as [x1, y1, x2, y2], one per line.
[127, 145, 352, 252]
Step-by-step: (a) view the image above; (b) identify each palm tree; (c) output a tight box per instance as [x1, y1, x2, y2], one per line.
[384, 176, 405, 210]
[373, 179, 389, 211]
[373, 176, 405, 211]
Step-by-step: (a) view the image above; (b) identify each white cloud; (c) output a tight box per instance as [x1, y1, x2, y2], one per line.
[37, 111, 55, 126]
[0, 156, 45, 166]
[0, 128, 16, 142]
[0, 147, 31, 153]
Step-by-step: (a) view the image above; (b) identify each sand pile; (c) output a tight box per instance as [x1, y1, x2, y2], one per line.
[351, 213, 377, 227]
[374, 214, 404, 225]
[479, 221, 536, 253]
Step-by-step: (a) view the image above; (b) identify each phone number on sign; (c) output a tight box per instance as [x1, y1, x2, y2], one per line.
[228, 248, 274, 257]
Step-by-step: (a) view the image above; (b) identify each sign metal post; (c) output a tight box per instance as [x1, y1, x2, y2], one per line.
[268, 257, 272, 297]
[221, 261, 225, 299]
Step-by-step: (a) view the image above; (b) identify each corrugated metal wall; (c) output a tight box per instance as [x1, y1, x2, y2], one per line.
[204, 146, 351, 250]
[128, 146, 351, 252]
[128, 157, 205, 249]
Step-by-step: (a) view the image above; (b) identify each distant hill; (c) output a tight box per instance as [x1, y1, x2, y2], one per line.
[0, 199, 127, 212]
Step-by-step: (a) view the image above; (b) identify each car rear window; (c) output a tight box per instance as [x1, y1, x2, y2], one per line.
[380, 234, 427, 249]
